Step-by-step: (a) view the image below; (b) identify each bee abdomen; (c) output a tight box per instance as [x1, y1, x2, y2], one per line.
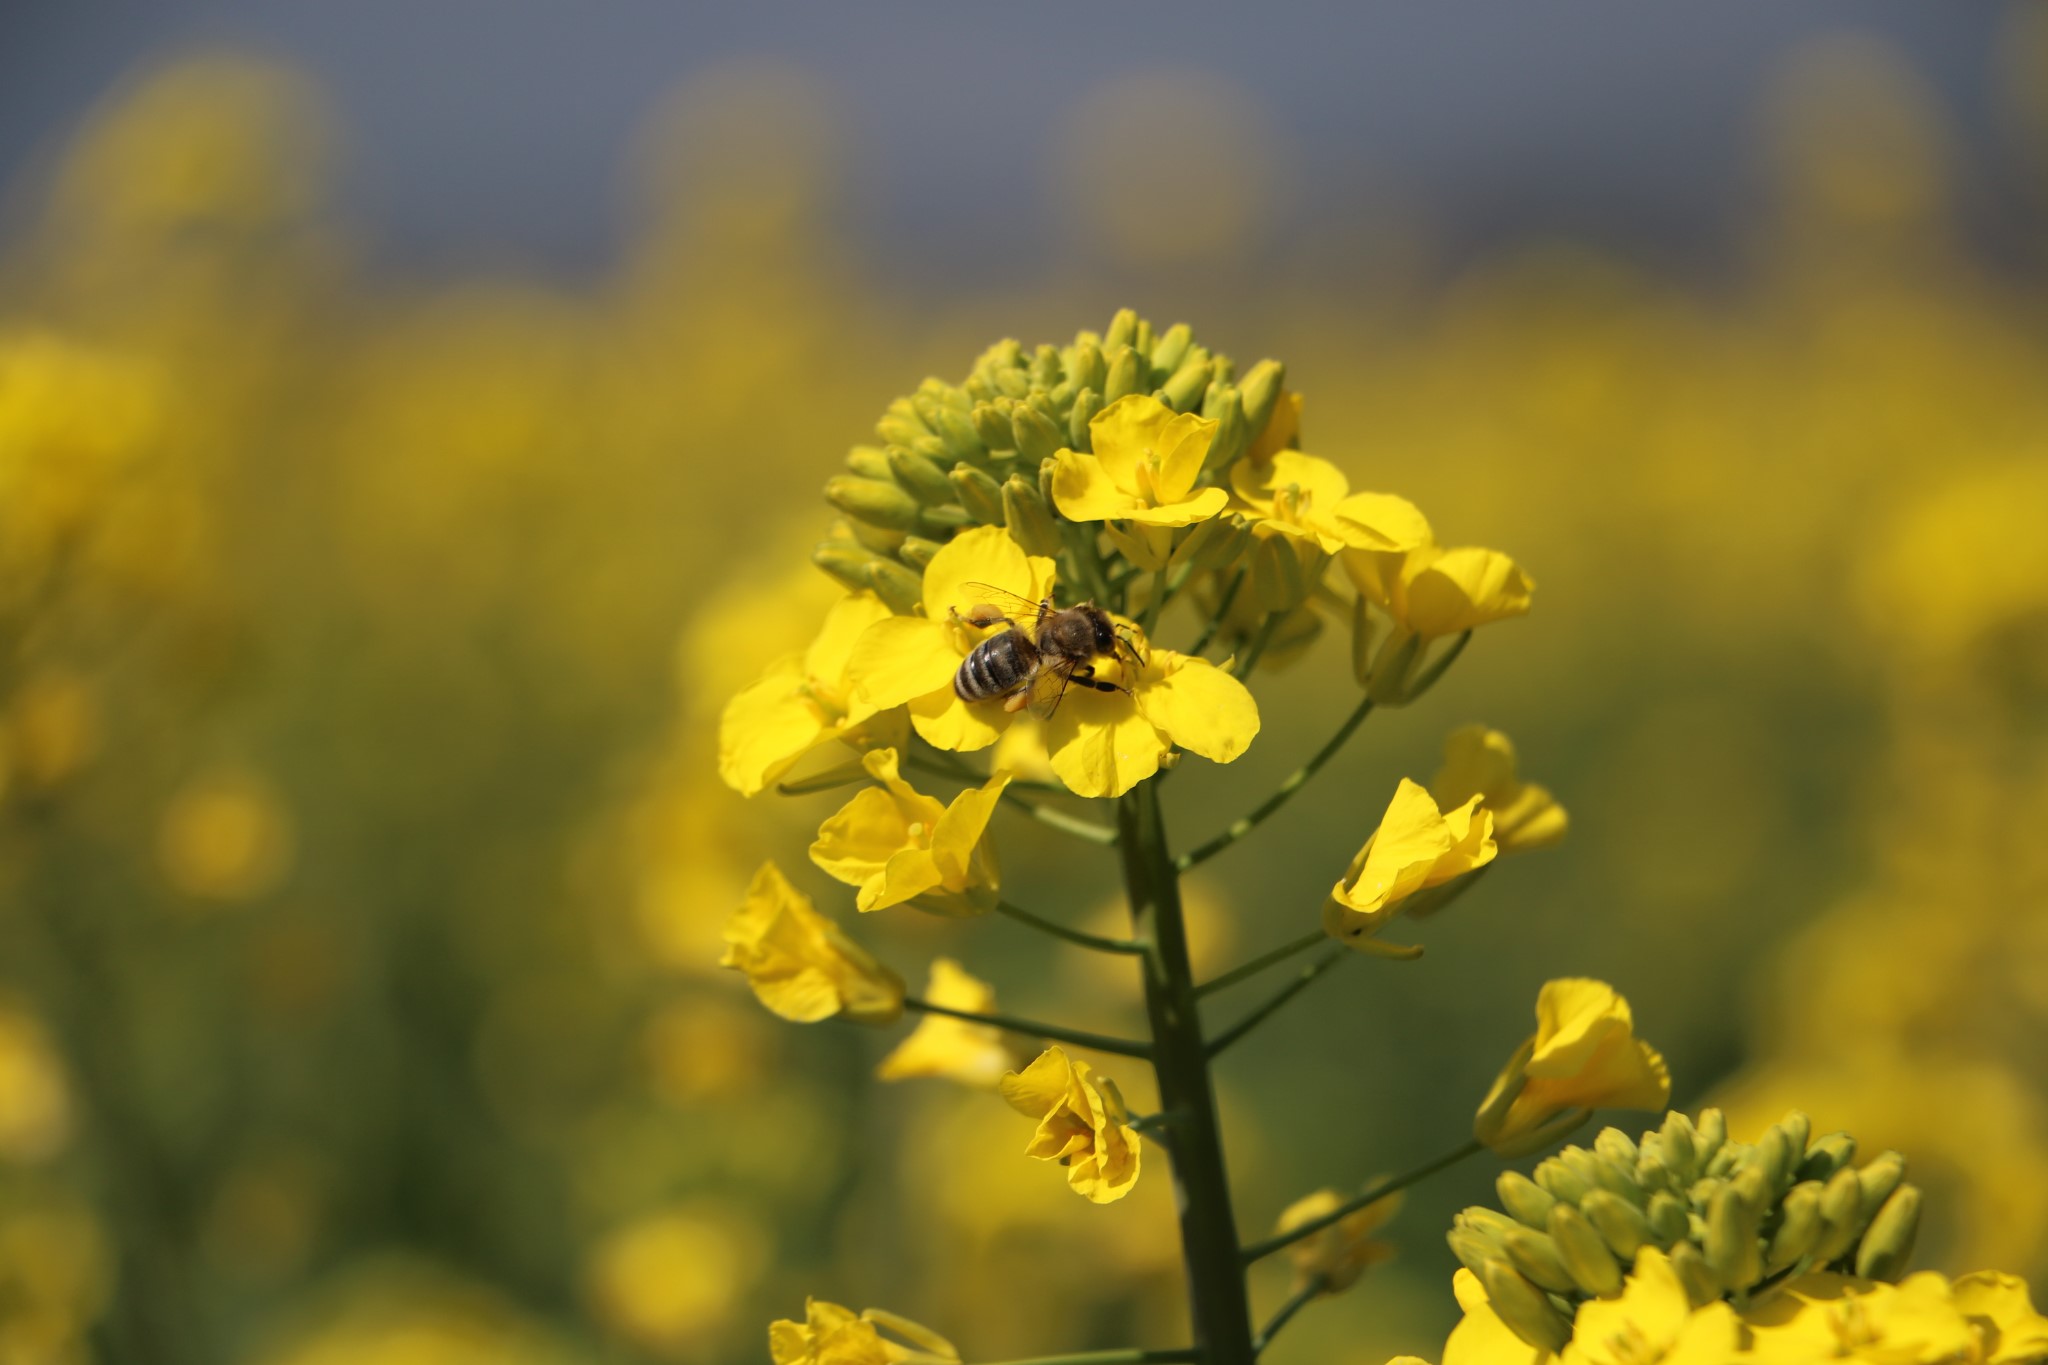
[955, 630, 1032, 702]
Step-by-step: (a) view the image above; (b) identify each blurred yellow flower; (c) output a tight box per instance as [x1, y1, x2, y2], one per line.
[876, 958, 1030, 1087]
[157, 766, 295, 903]
[1273, 1184, 1403, 1295]
[1229, 450, 1430, 556]
[1952, 1272, 2048, 1363]
[0, 1003, 72, 1163]
[1431, 726, 1568, 855]
[719, 591, 896, 795]
[1040, 627, 1260, 797]
[844, 526, 1056, 752]
[999, 1045, 1142, 1204]
[2, 670, 100, 793]
[1743, 1271, 1978, 1365]
[1052, 394, 1228, 528]
[769, 1298, 958, 1365]
[1323, 779, 1496, 946]
[810, 749, 1009, 916]
[720, 862, 904, 1024]
[584, 1205, 767, 1358]
[1560, 1247, 1741, 1365]
[1475, 979, 1670, 1157]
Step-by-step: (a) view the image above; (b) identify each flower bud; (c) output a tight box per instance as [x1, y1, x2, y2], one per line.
[1104, 307, 1139, 351]
[924, 404, 986, 464]
[1104, 345, 1145, 403]
[1150, 321, 1192, 376]
[1646, 1191, 1690, 1246]
[1479, 1260, 1571, 1354]
[888, 446, 958, 507]
[897, 537, 942, 571]
[846, 445, 894, 479]
[949, 465, 1006, 525]
[1238, 358, 1285, 439]
[1067, 387, 1103, 449]
[1535, 1156, 1592, 1207]
[826, 475, 923, 531]
[1593, 1155, 1647, 1208]
[1548, 1203, 1622, 1297]
[1501, 1227, 1576, 1293]
[1158, 356, 1213, 412]
[1011, 404, 1065, 466]
[1753, 1124, 1797, 1196]
[1200, 382, 1250, 470]
[1854, 1184, 1920, 1281]
[1001, 477, 1063, 558]
[1068, 339, 1106, 394]
[915, 506, 974, 537]
[1028, 342, 1061, 389]
[1810, 1167, 1865, 1265]
[1857, 1153, 1907, 1223]
[1668, 1241, 1721, 1308]
[1595, 1128, 1639, 1168]
[1695, 1108, 1728, 1162]
[814, 540, 883, 592]
[1765, 1181, 1825, 1273]
[876, 397, 931, 447]
[865, 559, 925, 615]
[1779, 1111, 1811, 1157]
[1580, 1189, 1654, 1259]
[1448, 1229, 1500, 1278]
[1704, 1183, 1762, 1291]
[1659, 1112, 1700, 1178]
[1496, 1172, 1557, 1229]
[1797, 1132, 1857, 1184]
[850, 517, 907, 554]
[971, 402, 1016, 452]
[1456, 1208, 1524, 1240]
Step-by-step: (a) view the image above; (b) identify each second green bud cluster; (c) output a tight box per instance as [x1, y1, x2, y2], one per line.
[1452, 1108, 1923, 1353]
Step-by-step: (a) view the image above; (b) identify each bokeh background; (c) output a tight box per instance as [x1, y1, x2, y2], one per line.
[4, 5, 2048, 1363]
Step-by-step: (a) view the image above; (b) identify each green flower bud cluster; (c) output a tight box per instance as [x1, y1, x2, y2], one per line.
[1452, 1108, 1923, 1352]
[812, 308, 1282, 609]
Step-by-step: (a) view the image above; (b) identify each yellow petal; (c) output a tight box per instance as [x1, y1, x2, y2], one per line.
[809, 786, 915, 889]
[920, 523, 1057, 623]
[1330, 491, 1432, 553]
[999, 1046, 1076, 1120]
[847, 617, 961, 712]
[718, 654, 826, 796]
[1402, 546, 1534, 637]
[1086, 393, 1173, 493]
[1954, 1272, 2048, 1364]
[1044, 689, 1169, 798]
[1121, 486, 1231, 527]
[868, 847, 945, 911]
[1444, 1270, 1554, 1365]
[1051, 450, 1145, 522]
[1147, 408, 1220, 505]
[928, 771, 1010, 888]
[1134, 650, 1261, 766]
[807, 592, 895, 691]
[1233, 449, 1351, 516]
[909, 688, 1007, 752]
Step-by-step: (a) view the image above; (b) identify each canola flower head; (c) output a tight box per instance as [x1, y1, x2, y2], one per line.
[999, 1045, 1142, 1204]
[876, 958, 1030, 1087]
[1275, 1184, 1405, 1296]
[769, 1298, 958, 1365]
[1474, 979, 1669, 1156]
[1323, 778, 1497, 947]
[719, 862, 904, 1024]
[1432, 725, 1568, 855]
[808, 748, 1009, 916]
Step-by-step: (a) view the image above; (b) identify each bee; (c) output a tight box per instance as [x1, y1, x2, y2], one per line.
[950, 584, 1144, 718]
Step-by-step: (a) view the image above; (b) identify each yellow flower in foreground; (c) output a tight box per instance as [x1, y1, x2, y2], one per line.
[1743, 1269, 2048, 1365]
[1431, 726, 1568, 855]
[809, 749, 1010, 916]
[720, 592, 897, 795]
[1051, 394, 1228, 527]
[1443, 1267, 1556, 1365]
[1274, 1185, 1404, 1296]
[998, 1045, 1142, 1204]
[1322, 779, 1496, 947]
[844, 526, 1056, 752]
[1345, 537, 1534, 640]
[1475, 979, 1670, 1157]
[1562, 1248, 1742, 1365]
[876, 958, 1030, 1087]
[1230, 450, 1431, 555]
[1039, 627, 1260, 797]
[769, 1298, 958, 1365]
[720, 863, 904, 1025]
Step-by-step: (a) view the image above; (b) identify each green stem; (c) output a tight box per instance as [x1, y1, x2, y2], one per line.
[976, 1352, 1201, 1365]
[902, 751, 1119, 846]
[1230, 611, 1284, 679]
[902, 996, 1151, 1060]
[1187, 568, 1245, 658]
[1240, 1139, 1486, 1265]
[1195, 929, 1327, 999]
[994, 899, 1146, 955]
[1251, 1278, 1327, 1356]
[1177, 695, 1375, 873]
[1117, 781, 1257, 1365]
[1206, 947, 1346, 1058]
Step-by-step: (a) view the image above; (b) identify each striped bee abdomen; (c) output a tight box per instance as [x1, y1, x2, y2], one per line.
[955, 628, 1036, 702]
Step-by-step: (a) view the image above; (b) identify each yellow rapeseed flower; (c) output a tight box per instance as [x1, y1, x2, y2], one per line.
[844, 526, 1056, 752]
[1039, 625, 1260, 797]
[719, 591, 899, 795]
[769, 1298, 958, 1365]
[1323, 779, 1497, 947]
[1345, 528, 1534, 642]
[1443, 1267, 1557, 1365]
[1475, 979, 1670, 1157]
[998, 1045, 1142, 1204]
[1561, 1248, 1743, 1365]
[1431, 726, 1568, 855]
[876, 959, 1031, 1087]
[719, 863, 904, 1025]
[1743, 1269, 2048, 1365]
[1229, 450, 1431, 556]
[809, 749, 1009, 916]
[1051, 394, 1229, 528]
[1273, 1185, 1404, 1296]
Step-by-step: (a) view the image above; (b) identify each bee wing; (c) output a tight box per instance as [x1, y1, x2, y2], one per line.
[953, 581, 1049, 628]
[1024, 656, 1082, 720]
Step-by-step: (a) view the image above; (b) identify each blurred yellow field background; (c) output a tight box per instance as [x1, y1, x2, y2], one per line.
[4, 17, 2048, 1365]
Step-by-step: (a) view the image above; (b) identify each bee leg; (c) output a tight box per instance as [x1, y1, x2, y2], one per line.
[1072, 665, 1130, 697]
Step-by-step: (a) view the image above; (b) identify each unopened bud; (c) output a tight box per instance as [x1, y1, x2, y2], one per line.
[1753, 1125, 1797, 1195]
[888, 446, 958, 507]
[876, 397, 931, 447]
[971, 402, 1016, 452]
[1647, 1192, 1690, 1247]
[1660, 1112, 1700, 1179]
[926, 404, 987, 464]
[1066, 387, 1103, 449]
[1857, 1154, 1907, 1224]
[1104, 308, 1139, 351]
[1779, 1111, 1811, 1158]
[1548, 1204, 1622, 1296]
[1854, 1185, 1920, 1282]
[1595, 1129, 1640, 1168]
[1501, 1227, 1576, 1293]
[1592, 1156, 1647, 1209]
[1448, 1229, 1500, 1278]
[846, 445, 894, 480]
[865, 559, 925, 615]
[1535, 1157, 1592, 1207]
[1580, 1190, 1654, 1259]
[1104, 345, 1145, 403]
[1011, 404, 1065, 465]
[1068, 339, 1107, 394]
[1238, 359, 1285, 440]
[1158, 356, 1213, 412]
[1695, 1109, 1728, 1162]
[949, 465, 1006, 525]
[1200, 383, 1251, 470]
[1810, 1168, 1866, 1265]
[1797, 1133, 1858, 1184]
[1456, 1208, 1523, 1240]
[1668, 1241, 1722, 1308]
[1479, 1260, 1571, 1355]
[1028, 342, 1060, 389]
[814, 540, 882, 592]
[1150, 321, 1192, 376]
[849, 517, 908, 554]
[897, 537, 943, 571]
[1704, 1184, 1763, 1291]
[826, 475, 923, 531]
[1496, 1172, 1557, 1230]
[1002, 476, 1063, 558]
[1766, 1182, 1825, 1273]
